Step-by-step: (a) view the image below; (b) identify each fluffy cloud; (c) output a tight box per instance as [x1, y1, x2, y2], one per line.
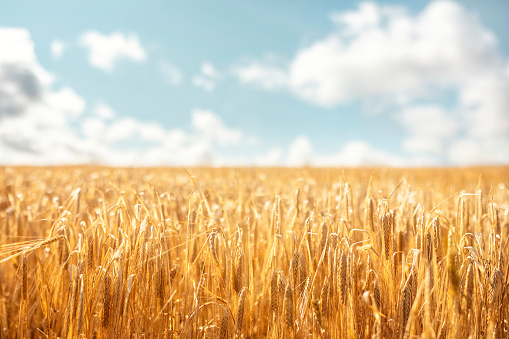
[201, 62, 218, 78]
[51, 40, 65, 59]
[254, 136, 404, 167]
[330, 2, 388, 36]
[399, 105, 458, 156]
[93, 102, 115, 120]
[191, 108, 242, 145]
[233, 61, 287, 90]
[236, 1, 500, 106]
[255, 147, 283, 166]
[2, 102, 245, 166]
[4, 102, 247, 166]
[287, 136, 313, 166]
[0, 28, 88, 164]
[234, 1, 509, 165]
[0, 28, 54, 116]
[80, 31, 147, 71]
[193, 61, 220, 92]
[313, 140, 405, 167]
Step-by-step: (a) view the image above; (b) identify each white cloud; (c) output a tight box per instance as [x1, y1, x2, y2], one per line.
[233, 1, 509, 165]
[287, 136, 313, 166]
[255, 147, 283, 166]
[82, 117, 106, 140]
[448, 138, 509, 165]
[201, 61, 218, 78]
[0, 28, 87, 164]
[103, 117, 138, 143]
[50, 40, 65, 59]
[0, 28, 53, 94]
[94, 102, 115, 120]
[2, 102, 246, 166]
[233, 61, 287, 90]
[46, 87, 86, 116]
[159, 60, 183, 85]
[193, 61, 220, 92]
[191, 108, 242, 145]
[237, 1, 500, 106]
[314, 140, 405, 167]
[79, 31, 147, 71]
[399, 105, 458, 155]
[330, 2, 393, 36]
[251, 136, 404, 167]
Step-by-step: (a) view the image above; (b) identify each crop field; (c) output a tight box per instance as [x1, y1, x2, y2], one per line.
[0, 166, 508, 338]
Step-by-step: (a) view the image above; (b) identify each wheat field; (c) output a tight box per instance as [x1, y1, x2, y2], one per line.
[0, 166, 507, 338]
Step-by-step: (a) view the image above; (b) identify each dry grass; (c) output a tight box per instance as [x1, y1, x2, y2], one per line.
[0, 166, 508, 338]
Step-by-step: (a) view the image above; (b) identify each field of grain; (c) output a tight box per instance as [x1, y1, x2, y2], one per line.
[0, 167, 507, 338]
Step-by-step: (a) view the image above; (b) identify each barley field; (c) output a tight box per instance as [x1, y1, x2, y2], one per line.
[0, 166, 507, 338]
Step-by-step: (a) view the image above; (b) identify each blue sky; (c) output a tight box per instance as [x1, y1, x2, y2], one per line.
[1, 0, 509, 166]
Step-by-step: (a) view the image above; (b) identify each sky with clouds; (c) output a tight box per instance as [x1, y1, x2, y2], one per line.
[1, 0, 508, 166]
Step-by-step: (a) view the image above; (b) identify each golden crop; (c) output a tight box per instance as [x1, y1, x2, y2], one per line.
[0, 166, 507, 338]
